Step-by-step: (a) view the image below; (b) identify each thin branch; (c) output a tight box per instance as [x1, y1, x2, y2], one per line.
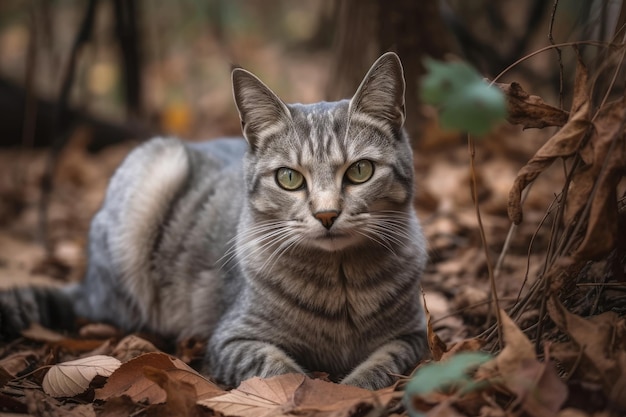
[468, 134, 502, 350]
[549, 0, 565, 108]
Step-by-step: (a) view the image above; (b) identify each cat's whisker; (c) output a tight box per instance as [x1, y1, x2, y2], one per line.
[353, 228, 398, 256]
[217, 222, 290, 268]
[225, 223, 300, 274]
[367, 222, 413, 243]
[365, 226, 407, 249]
[257, 232, 303, 277]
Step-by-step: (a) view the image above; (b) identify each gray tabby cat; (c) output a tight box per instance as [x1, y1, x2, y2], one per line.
[0, 52, 428, 390]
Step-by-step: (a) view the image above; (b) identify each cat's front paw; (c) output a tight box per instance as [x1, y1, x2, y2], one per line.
[340, 367, 395, 391]
[208, 339, 306, 386]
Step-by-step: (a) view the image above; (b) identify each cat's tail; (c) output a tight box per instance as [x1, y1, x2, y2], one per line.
[0, 284, 80, 341]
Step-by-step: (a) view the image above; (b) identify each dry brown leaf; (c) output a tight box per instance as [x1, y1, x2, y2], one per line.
[507, 356, 568, 417]
[21, 322, 66, 343]
[495, 81, 569, 129]
[26, 388, 96, 417]
[483, 311, 567, 416]
[97, 396, 143, 417]
[609, 350, 626, 410]
[0, 350, 39, 376]
[440, 338, 484, 362]
[424, 290, 447, 361]
[492, 310, 535, 377]
[569, 96, 626, 260]
[199, 373, 397, 417]
[293, 375, 397, 415]
[548, 297, 621, 386]
[110, 334, 160, 362]
[508, 55, 592, 224]
[42, 354, 121, 398]
[144, 366, 200, 417]
[95, 352, 223, 403]
[52, 338, 110, 353]
[200, 373, 304, 417]
[78, 323, 119, 339]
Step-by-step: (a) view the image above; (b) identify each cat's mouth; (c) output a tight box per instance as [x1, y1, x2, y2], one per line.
[309, 231, 358, 251]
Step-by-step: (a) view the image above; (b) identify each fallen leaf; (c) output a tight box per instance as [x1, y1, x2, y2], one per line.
[144, 366, 201, 417]
[507, 355, 567, 417]
[424, 290, 447, 361]
[495, 81, 569, 129]
[200, 373, 304, 417]
[26, 388, 96, 416]
[609, 350, 626, 409]
[440, 339, 484, 362]
[52, 338, 110, 353]
[42, 355, 121, 398]
[0, 350, 39, 376]
[548, 297, 621, 388]
[200, 373, 397, 417]
[110, 334, 160, 362]
[491, 310, 535, 377]
[569, 96, 626, 260]
[294, 376, 398, 415]
[95, 352, 223, 403]
[78, 323, 119, 339]
[21, 322, 65, 343]
[97, 396, 143, 417]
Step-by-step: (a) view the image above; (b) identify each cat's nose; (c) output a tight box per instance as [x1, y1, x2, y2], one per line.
[314, 210, 340, 229]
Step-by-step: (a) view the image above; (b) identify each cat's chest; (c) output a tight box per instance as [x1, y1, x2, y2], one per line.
[251, 257, 401, 326]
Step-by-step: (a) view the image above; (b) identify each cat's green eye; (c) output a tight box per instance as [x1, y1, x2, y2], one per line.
[346, 160, 374, 184]
[276, 167, 305, 190]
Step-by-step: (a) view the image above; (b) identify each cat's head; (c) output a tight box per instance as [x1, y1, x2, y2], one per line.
[232, 52, 415, 253]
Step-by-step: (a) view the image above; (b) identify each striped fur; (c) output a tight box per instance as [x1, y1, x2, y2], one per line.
[0, 53, 427, 390]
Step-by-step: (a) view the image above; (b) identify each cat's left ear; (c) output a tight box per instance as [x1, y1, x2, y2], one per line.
[349, 52, 406, 132]
[232, 68, 292, 152]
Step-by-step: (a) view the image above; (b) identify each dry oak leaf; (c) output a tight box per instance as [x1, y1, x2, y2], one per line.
[199, 373, 398, 417]
[508, 53, 592, 224]
[95, 352, 223, 404]
[42, 354, 121, 398]
[495, 81, 569, 129]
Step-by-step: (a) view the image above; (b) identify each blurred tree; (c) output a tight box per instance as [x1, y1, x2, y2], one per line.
[325, 0, 456, 143]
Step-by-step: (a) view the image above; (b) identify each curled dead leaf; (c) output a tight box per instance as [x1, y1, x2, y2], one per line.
[508, 55, 592, 224]
[42, 355, 121, 398]
[568, 96, 626, 260]
[424, 290, 447, 361]
[495, 81, 569, 129]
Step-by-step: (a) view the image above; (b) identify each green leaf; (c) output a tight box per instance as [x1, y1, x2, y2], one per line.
[420, 58, 507, 136]
[403, 352, 492, 416]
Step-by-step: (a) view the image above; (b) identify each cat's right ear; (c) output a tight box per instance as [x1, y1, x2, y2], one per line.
[232, 68, 292, 151]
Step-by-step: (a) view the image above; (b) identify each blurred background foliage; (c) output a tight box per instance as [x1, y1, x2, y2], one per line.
[0, 0, 622, 149]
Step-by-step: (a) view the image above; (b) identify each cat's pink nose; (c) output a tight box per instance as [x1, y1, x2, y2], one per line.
[314, 210, 340, 229]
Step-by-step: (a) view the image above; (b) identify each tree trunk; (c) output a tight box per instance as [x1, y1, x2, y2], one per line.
[326, 0, 456, 144]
